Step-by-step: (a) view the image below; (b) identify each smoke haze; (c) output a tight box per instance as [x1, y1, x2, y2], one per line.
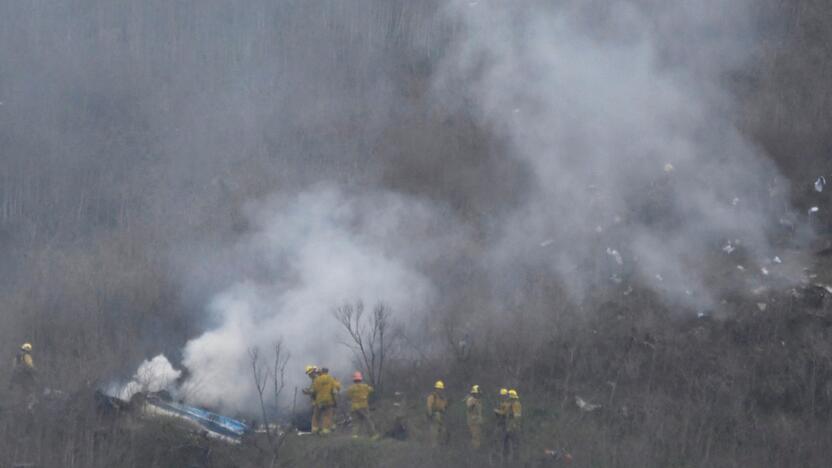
[0, 0, 815, 417]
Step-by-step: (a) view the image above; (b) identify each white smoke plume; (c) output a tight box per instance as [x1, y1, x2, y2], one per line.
[113, 354, 182, 401]
[436, 0, 793, 311]
[178, 186, 440, 413]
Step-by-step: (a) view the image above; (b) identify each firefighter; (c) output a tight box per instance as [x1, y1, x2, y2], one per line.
[302, 365, 320, 433]
[385, 391, 408, 440]
[465, 384, 483, 449]
[9, 342, 37, 410]
[492, 388, 510, 457]
[346, 371, 378, 439]
[504, 389, 523, 462]
[313, 367, 340, 434]
[426, 380, 448, 446]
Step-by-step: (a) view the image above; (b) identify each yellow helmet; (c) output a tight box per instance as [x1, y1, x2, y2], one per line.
[434, 380, 445, 390]
[305, 365, 318, 376]
[499, 388, 508, 396]
[508, 389, 519, 399]
[470, 385, 480, 394]
[21, 343, 32, 352]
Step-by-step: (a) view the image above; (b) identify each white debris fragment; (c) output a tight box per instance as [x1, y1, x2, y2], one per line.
[809, 206, 820, 214]
[816, 176, 826, 193]
[722, 243, 736, 254]
[663, 163, 674, 173]
[761, 267, 770, 276]
[773, 256, 782, 264]
[751, 286, 767, 295]
[736, 265, 745, 271]
[697, 311, 707, 318]
[655, 274, 663, 282]
[540, 239, 554, 247]
[610, 274, 623, 284]
[757, 303, 767, 311]
[815, 283, 832, 294]
[685, 290, 693, 296]
[575, 396, 601, 412]
[623, 286, 633, 296]
[606, 248, 623, 265]
[732, 197, 740, 206]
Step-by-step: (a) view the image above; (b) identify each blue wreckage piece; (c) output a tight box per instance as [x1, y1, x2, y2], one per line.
[146, 395, 249, 442]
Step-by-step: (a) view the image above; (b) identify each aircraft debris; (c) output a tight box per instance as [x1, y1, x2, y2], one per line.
[732, 197, 740, 206]
[540, 239, 554, 247]
[575, 396, 601, 412]
[722, 243, 736, 254]
[809, 206, 820, 214]
[664, 163, 674, 173]
[606, 248, 623, 265]
[761, 267, 770, 276]
[814, 283, 832, 295]
[816, 176, 826, 192]
[757, 303, 767, 311]
[736, 265, 746, 272]
[773, 256, 782, 264]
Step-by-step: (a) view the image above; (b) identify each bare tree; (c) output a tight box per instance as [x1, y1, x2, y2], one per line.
[248, 340, 291, 468]
[333, 301, 398, 394]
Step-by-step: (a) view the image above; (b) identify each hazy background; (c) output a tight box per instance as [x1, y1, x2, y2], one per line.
[1, 0, 830, 416]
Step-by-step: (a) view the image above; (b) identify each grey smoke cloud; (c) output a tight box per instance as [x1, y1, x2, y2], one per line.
[179, 186, 438, 413]
[435, 0, 792, 311]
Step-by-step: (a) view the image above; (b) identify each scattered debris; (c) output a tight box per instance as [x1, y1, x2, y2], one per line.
[610, 274, 623, 284]
[809, 206, 820, 214]
[540, 239, 554, 247]
[732, 197, 740, 206]
[697, 311, 707, 319]
[773, 256, 782, 264]
[722, 243, 736, 254]
[606, 248, 623, 265]
[751, 286, 767, 295]
[761, 267, 770, 276]
[757, 303, 767, 311]
[623, 286, 634, 296]
[664, 163, 675, 173]
[736, 265, 746, 272]
[816, 176, 826, 193]
[575, 396, 601, 412]
[542, 448, 574, 464]
[655, 274, 664, 282]
[814, 283, 832, 295]
[685, 289, 693, 296]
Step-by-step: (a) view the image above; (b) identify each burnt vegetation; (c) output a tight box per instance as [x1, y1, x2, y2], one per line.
[2, 1, 832, 467]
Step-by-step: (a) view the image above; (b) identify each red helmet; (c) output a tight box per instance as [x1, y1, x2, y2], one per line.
[353, 371, 363, 382]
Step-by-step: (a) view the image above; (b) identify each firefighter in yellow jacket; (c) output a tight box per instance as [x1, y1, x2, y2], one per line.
[426, 380, 448, 446]
[9, 343, 36, 408]
[503, 389, 523, 462]
[346, 371, 378, 438]
[464, 384, 483, 449]
[313, 367, 340, 434]
[302, 365, 320, 433]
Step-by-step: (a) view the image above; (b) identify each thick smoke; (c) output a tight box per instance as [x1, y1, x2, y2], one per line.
[112, 354, 181, 401]
[435, 0, 793, 311]
[178, 186, 441, 413]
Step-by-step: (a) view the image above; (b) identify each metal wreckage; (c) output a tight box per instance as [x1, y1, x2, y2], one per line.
[95, 391, 250, 444]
